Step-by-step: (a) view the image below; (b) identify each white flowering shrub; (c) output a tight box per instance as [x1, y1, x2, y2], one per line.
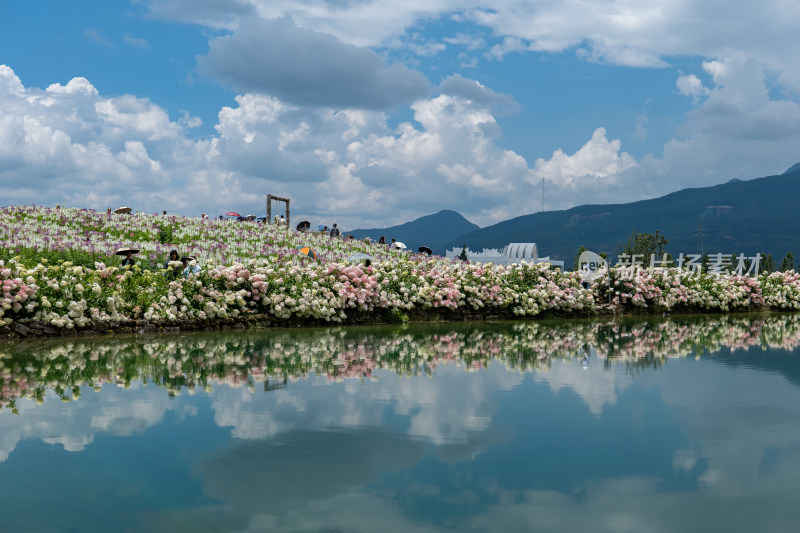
[760, 270, 800, 309]
[593, 267, 765, 312]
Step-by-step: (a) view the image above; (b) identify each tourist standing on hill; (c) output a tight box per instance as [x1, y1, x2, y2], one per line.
[164, 249, 182, 279]
[164, 250, 180, 269]
[181, 256, 201, 277]
[378, 236, 386, 245]
[330, 224, 340, 237]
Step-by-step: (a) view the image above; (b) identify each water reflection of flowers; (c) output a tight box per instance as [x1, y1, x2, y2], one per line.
[3, 314, 800, 412]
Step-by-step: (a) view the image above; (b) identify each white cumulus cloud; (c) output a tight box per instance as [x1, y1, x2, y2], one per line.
[4, 51, 800, 230]
[676, 73, 708, 101]
[532, 128, 638, 189]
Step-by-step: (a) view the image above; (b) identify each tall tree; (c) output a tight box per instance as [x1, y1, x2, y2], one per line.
[701, 253, 710, 273]
[573, 245, 587, 271]
[617, 230, 669, 260]
[779, 252, 795, 272]
[762, 253, 775, 273]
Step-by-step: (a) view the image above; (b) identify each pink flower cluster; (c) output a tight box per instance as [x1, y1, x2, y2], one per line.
[0, 263, 37, 317]
[329, 264, 382, 310]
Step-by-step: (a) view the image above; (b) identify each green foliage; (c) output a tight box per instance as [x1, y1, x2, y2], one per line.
[388, 308, 410, 324]
[762, 253, 774, 273]
[458, 244, 468, 261]
[618, 230, 669, 260]
[780, 251, 795, 272]
[0, 248, 99, 269]
[158, 224, 174, 244]
[573, 245, 587, 271]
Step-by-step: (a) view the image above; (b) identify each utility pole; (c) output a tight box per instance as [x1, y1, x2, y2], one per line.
[697, 218, 704, 256]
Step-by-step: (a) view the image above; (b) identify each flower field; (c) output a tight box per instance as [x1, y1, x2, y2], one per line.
[0, 204, 798, 333]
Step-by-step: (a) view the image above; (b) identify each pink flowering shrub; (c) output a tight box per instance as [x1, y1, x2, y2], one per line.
[594, 267, 668, 309]
[0, 260, 38, 321]
[594, 267, 765, 312]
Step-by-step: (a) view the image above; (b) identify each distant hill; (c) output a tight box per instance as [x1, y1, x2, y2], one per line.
[783, 162, 800, 175]
[347, 210, 480, 252]
[446, 164, 800, 265]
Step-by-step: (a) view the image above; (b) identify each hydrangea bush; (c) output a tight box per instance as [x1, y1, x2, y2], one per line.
[594, 266, 767, 312]
[0, 256, 594, 328]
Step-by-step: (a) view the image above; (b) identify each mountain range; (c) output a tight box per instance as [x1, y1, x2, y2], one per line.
[347, 209, 480, 253]
[346, 164, 800, 265]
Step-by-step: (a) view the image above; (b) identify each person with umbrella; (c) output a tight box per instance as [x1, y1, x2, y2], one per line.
[116, 247, 138, 268]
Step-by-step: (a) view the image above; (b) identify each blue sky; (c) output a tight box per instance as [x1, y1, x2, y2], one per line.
[2, 1, 799, 229]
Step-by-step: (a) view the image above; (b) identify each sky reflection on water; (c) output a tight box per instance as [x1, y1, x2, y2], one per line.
[2, 315, 800, 532]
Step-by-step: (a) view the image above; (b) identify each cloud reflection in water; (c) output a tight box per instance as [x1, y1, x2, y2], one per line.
[2, 314, 800, 532]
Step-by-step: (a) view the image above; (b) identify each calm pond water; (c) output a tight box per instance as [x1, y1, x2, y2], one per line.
[2, 314, 800, 532]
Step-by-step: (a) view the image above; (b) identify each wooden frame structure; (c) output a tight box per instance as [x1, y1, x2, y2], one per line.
[266, 194, 290, 227]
